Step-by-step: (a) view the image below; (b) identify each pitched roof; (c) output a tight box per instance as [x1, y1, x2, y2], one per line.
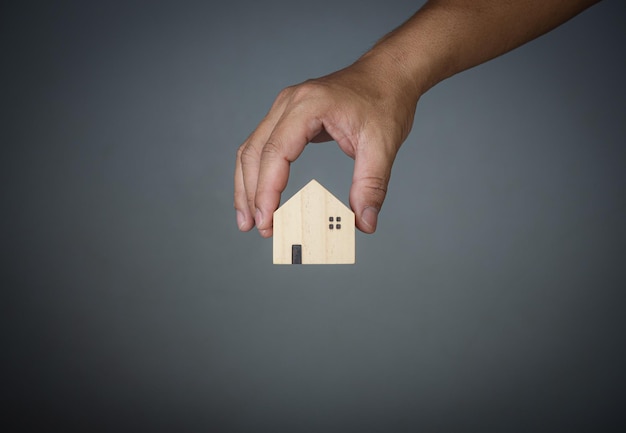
[276, 179, 352, 214]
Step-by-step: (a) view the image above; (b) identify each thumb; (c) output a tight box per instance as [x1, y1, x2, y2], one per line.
[349, 143, 395, 234]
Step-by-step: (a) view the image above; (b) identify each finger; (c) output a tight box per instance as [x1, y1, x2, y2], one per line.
[254, 110, 325, 236]
[234, 144, 255, 231]
[349, 136, 396, 234]
[236, 94, 291, 229]
[241, 139, 262, 218]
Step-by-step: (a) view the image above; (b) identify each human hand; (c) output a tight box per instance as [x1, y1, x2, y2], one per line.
[234, 0, 601, 238]
[234, 54, 421, 237]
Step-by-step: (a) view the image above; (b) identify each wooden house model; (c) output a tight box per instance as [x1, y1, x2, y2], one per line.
[273, 179, 355, 264]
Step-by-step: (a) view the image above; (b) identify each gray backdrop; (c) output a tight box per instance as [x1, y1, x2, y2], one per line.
[2, 0, 625, 431]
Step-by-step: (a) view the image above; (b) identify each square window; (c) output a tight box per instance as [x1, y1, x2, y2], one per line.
[336, 224, 341, 229]
[329, 224, 334, 230]
[336, 216, 341, 222]
[329, 217, 334, 222]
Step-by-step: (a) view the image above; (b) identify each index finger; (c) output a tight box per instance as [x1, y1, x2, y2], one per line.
[254, 109, 325, 235]
[234, 91, 292, 232]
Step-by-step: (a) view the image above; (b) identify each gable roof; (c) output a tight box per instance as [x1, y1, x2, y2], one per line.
[276, 179, 353, 214]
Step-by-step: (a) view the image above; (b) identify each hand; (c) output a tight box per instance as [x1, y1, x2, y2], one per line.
[234, 55, 421, 237]
[234, 0, 600, 238]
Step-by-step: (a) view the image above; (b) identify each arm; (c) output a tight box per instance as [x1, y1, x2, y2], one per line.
[234, 0, 601, 237]
[365, 0, 602, 93]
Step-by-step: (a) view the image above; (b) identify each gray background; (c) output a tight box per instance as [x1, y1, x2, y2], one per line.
[2, 0, 625, 431]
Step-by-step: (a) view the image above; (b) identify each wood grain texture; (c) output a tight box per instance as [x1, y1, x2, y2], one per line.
[273, 180, 355, 264]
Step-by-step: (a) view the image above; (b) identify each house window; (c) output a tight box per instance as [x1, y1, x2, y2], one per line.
[328, 216, 342, 230]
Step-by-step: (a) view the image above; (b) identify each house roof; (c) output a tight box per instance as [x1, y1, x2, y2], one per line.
[276, 179, 353, 214]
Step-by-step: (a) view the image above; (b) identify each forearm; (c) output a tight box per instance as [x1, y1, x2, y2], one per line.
[357, 0, 602, 97]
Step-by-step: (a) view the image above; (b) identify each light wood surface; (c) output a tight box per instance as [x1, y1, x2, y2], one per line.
[273, 180, 355, 264]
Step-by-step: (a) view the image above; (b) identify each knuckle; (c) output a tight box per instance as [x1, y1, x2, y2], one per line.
[291, 80, 327, 103]
[361, 176, 389, 200]
[239, 144, 259, 165]
[261, 140, 282, 158]
[271, 80, 330, 116]
[236, 143, 246, 159]
[273, 85, 298, 108]
[276, 86, 294, 101]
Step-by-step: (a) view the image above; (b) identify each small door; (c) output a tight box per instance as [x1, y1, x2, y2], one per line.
[291, 244, 302, 264]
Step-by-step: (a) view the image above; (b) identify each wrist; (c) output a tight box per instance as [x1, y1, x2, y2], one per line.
[354, 12, 454, 101]
[350, 45, 427, 120]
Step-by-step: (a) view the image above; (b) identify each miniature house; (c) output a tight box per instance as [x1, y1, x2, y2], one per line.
[273, 179, 355, 264]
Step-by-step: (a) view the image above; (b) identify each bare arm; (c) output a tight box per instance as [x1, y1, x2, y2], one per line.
[234, 0, 601, 237]
[365, 0, 602, 93]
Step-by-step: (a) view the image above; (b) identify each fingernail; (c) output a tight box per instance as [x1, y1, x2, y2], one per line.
[236, 210, 246, 230]
[361, 207, 379, 232]
[255, 208, 264, 228]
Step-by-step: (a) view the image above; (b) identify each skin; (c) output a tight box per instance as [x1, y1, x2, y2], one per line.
[234, 0, 602, 238]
